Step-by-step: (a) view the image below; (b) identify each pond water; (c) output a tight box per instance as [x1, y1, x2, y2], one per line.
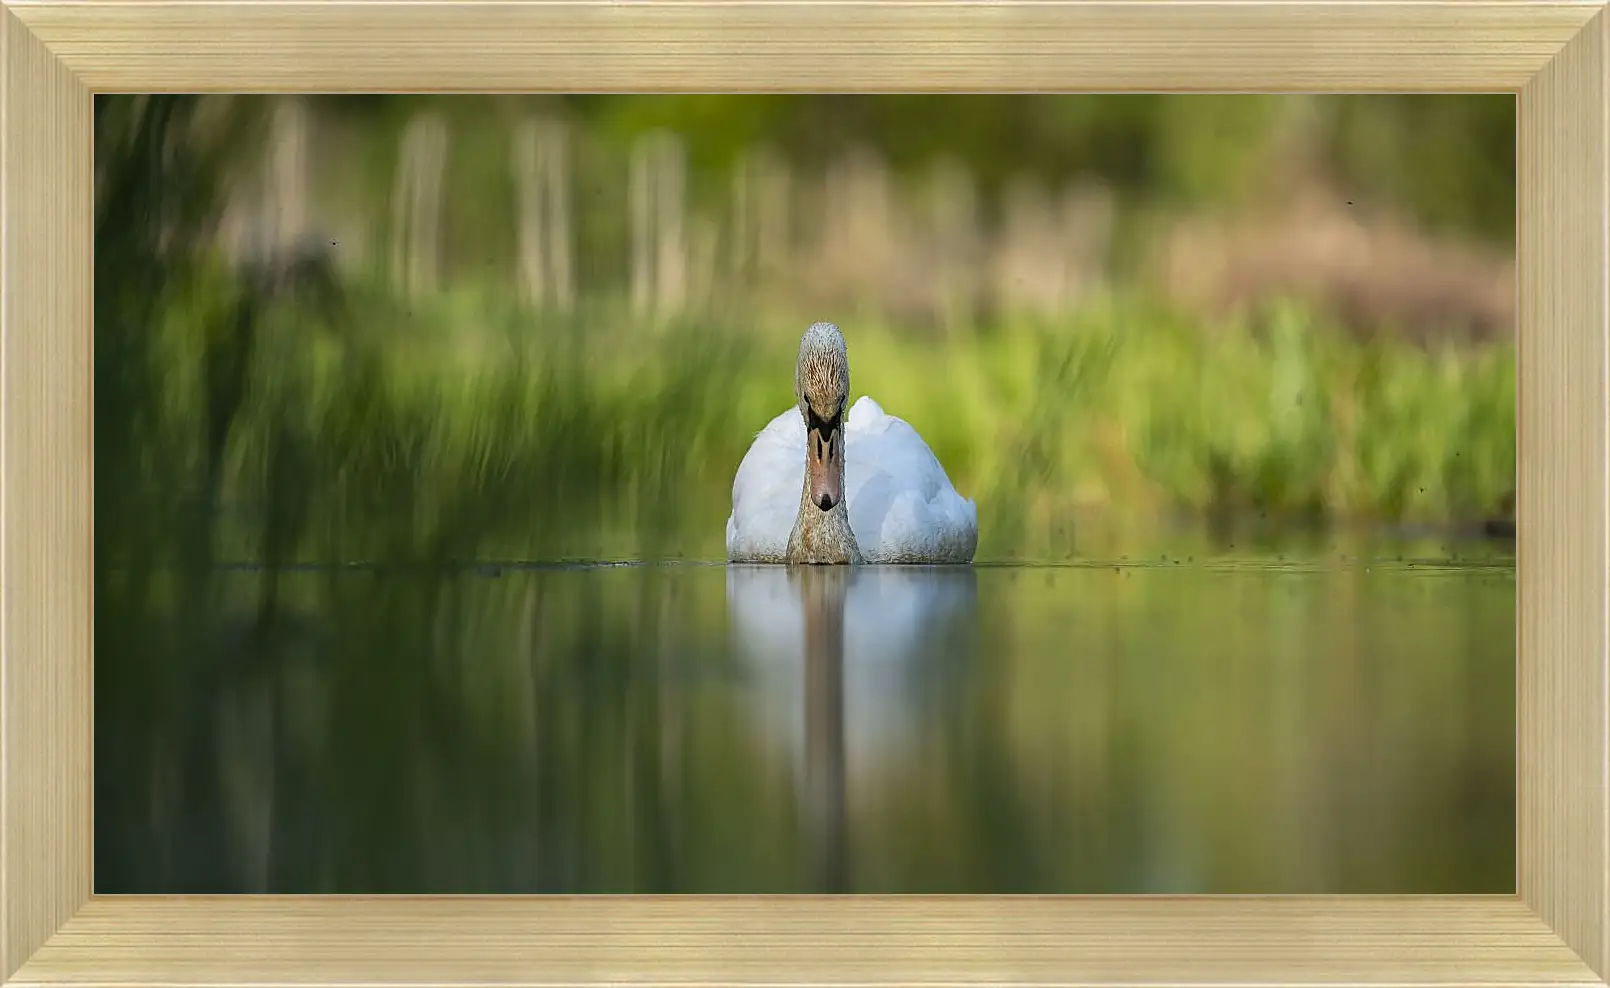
[95, 534, 1515, 895]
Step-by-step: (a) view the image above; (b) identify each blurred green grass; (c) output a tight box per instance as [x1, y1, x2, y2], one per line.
[93, 94, 1516, 569]
[124, 259, 1514, 567]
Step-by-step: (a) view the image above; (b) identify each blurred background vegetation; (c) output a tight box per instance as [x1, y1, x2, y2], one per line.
[97, 94, 1515, 574]
[95, 95, 1516, 894]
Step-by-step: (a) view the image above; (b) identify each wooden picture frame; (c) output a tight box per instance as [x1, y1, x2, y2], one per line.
[3, 1, 1606, 985]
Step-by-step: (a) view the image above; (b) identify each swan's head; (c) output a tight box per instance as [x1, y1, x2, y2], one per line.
[795, 322, 850, 512]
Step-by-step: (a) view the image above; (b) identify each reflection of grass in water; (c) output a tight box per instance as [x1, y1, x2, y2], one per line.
[849, 560, 1513, 894]
[100, 562, 1514, 894]
[120, 268, 1515, 568]
[101, 565, 812, 893]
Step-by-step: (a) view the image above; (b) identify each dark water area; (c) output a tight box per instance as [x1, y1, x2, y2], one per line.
[94, 528, 1516, 896]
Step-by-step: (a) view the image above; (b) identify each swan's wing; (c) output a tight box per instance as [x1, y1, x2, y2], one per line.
[725, 408, 805, 562]
[844, 396, 980, 563]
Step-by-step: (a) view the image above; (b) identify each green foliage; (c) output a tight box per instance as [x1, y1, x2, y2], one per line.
[110, 279, 1515, 571]
[1326, 95, 1516, 243]
[92, 90, 1514, 569]
[308, 93, 1515, 245]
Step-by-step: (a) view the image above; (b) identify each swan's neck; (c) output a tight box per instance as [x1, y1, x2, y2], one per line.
[787, 469, 864, 565]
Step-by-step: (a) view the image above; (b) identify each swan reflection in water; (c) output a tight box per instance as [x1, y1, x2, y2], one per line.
[725, 564, 980, 890]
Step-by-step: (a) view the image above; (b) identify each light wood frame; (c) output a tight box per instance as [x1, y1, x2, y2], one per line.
[2, 1, 1606, 985]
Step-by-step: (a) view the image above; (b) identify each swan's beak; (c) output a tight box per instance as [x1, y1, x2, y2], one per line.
[806, 424, 843, 512]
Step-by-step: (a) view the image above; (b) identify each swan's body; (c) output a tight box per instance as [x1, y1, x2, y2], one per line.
[725, 323, 979, 564]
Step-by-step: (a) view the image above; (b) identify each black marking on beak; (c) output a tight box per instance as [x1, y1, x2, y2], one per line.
[818, 429, 841, 461]
[808, 425, 838, 466]
[805, 403, 844, 459]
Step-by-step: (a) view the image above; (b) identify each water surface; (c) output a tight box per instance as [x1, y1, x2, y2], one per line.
[95, 537, 1515, 894]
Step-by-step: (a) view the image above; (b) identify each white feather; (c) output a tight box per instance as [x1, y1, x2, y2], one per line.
[726, 395, 979, 564]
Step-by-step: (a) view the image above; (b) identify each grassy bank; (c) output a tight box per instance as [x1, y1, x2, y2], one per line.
[105, 260, 1515, 567]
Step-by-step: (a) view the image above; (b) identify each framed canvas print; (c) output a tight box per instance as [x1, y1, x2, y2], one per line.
[2, 2, 1608, 987]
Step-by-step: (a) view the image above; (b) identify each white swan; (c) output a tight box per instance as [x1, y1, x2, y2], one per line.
[725, 322, 980, 564]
